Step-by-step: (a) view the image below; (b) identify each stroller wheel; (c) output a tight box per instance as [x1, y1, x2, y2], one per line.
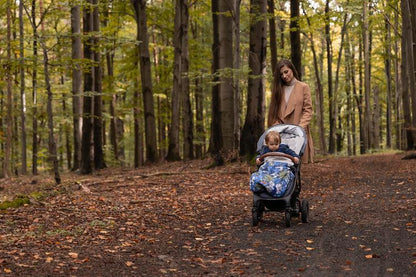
[252, 202, 263, 226]
[284, 210, 291, 227]
[301, 200, 309, 223]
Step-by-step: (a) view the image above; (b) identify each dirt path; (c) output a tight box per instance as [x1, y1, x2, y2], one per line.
[0, 153, 415, 276]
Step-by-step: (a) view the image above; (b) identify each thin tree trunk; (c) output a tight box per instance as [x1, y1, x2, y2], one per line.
[4, 0, 13, 178]
[81, 0, 94, 174]
[19, 0, 27, 175]
[268, 0, 277, 75]
[302, 4, 326, 153]
[401, 0, 414, 149]
[209, 0, 223, 165]
[93, 0, 106, 169]
[385, 16, 392, 148]
[71, 3, 82, 171]
[290, 0, 301, 78]
[363, 0, 372, 151]
[233, 0, 241, 155]
[325, 0, 335, 153]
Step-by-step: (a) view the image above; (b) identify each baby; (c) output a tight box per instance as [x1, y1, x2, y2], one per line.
[256, 131, 300, 165]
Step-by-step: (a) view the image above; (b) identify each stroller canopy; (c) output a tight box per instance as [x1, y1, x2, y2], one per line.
[256, 124, 307, 156]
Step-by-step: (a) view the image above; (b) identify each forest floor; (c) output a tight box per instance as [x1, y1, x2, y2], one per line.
[0, 152, 415, 276]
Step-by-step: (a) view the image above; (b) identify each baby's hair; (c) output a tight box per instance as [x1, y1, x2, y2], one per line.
[265, 131, 281, 145]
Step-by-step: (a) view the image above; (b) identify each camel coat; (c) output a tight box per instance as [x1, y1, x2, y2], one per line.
[276, 81, 314, 163]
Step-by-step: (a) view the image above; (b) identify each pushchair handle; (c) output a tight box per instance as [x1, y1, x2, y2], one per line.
[258, 152, 298, 164]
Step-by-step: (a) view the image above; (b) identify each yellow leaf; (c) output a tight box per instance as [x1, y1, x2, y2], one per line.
[4, 268, 12, 273]
[125, 261, 134, 267]
[306, 239, 314, 244]
[365, 254, 373, 259]
[306, 247, 314, 251]
[46, 257, 53, 263]
[69, 252, 79, 259]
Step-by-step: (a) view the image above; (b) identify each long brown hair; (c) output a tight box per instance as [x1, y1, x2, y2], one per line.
[267, 59, 300, 127]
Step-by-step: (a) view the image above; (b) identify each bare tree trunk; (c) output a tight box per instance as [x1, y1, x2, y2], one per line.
[4, 0, 13, 178]
[325, 0, 335, 153]
[30, 0, 39, 175]
[181, 0, 194, 160]
[19, 0, 27, 175]
[385, 15, 392, 148]
[406, 0, 416, 144]
[131, 0, 158, 162]
[363, 0, 372, 151]
[218, 0, 236, 159]
[290, 0, 301, 78]
[240, 0, 267, 158]
[93, 0, 106, 169]
[233, 0, 241, 155]
[268, 0, 277, 75]
[401, 0, 415, 149]
[71, 3, 82, 171]
[334, 14, 348, 152]
[167, 0, 183, 161]
[81, 0, 94, 174]
[41, 42, 61, 184]
[302, 4, 326, 153]
[209, 0, 223, 165]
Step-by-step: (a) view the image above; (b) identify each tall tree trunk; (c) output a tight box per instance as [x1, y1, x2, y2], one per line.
[4, 0, 13, 178]
[233, 0, 241, 154]
[385, 15, 392, 148]
[268, 0, 277, 75]
[181, 0, 194, 160]
[401, 0, 415, 149]
[19, 0, 27, 175]
[30, 0, 39, 175]
[81, 0, 94, 174]
[406, 0, 416, 145]
[334, 14, 348, 152]
[93, 0, 106, 169]
[167, 0, 184, 161]
[325, 0, 335, 153]
[240, 0, 267, 158]
[209, 0, 223, 165]
[71, 3, 82, 171]
[290, 0, 301, 78]
[218, 0, 236, 159]
[131, 0, 158, 162]
[41, 40, 61, 184]
[302, 4, 326, 153]
[363, 0, 372, 151]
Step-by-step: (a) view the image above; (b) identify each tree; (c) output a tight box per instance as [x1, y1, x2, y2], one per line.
[19, 0, 27, 175]
[71, 2, 82, 171]
[4, 0, 13, 178]
[81, 0, 94, 174]
[240, 0, 267, 158]
[215, 0, 238, 162]
[131, 0, 158, 163]
[167, 0, 185, 161]
[93, 0, 106, 169]
[290, 0, 301, 78]
[325, 0, 335, 154]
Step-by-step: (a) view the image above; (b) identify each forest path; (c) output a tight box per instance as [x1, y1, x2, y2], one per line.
[0, 153, 415, 276]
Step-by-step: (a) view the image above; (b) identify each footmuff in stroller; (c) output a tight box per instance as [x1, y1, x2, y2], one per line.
[250, 124, 309, 227]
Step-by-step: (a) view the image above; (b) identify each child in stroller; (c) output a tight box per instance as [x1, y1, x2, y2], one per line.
[250, 124, 309, 227]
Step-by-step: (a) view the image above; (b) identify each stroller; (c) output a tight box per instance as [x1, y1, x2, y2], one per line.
[251, 124, 309, 227]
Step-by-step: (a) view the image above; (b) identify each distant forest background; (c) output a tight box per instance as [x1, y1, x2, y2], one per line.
[1, 0, 415, 182]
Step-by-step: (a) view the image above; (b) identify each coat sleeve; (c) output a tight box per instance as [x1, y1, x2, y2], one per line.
[298, 83, 313, 129]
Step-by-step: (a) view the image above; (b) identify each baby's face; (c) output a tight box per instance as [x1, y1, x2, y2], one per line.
[267, 141, 280, 151]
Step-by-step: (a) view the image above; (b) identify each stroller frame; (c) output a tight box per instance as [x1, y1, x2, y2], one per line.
[251, 124, 309, 227]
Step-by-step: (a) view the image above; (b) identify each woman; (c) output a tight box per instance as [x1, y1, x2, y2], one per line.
[268, 59, 314, 163]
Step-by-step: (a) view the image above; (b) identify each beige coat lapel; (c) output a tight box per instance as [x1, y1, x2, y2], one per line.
[280, 82, 298, 120]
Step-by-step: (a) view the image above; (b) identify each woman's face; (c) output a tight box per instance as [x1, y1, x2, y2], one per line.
[280, 65, 294, 84]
